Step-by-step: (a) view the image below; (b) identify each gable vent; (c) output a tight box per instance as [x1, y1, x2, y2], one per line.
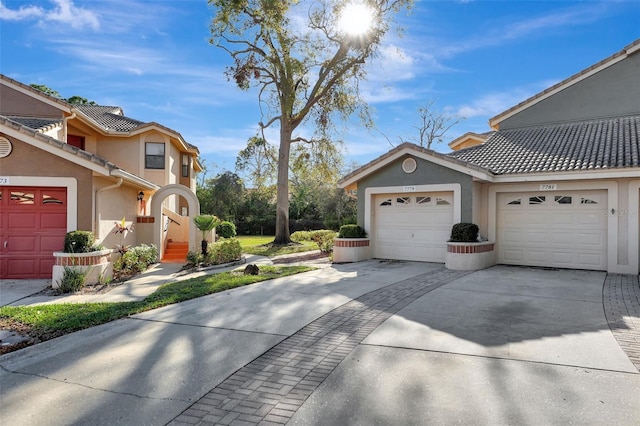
[0, 137, 12, 158]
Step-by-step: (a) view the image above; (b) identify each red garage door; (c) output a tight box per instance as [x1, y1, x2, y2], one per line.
[0, 187, 67, 279]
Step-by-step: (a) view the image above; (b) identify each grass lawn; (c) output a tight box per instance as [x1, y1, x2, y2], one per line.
[0, 265, 314, 354]
[237, 235, 319, 257]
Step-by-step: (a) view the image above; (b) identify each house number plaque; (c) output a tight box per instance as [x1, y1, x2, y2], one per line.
[0, 177, 10, 185]
[540, 184, 557, 191]
[403, 186, 416, 192]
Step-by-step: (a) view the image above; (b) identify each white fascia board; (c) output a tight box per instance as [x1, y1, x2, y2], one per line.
[338, 146, 493, 188]
[1, 123, 112, 175]
[491, 168, 640, 183]
[111, 169, 160, 191]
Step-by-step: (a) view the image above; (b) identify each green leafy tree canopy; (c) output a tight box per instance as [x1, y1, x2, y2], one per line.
[209, 0, 413, 244]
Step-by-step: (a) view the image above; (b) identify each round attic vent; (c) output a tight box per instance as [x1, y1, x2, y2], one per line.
[0, 137, 12, 158]
[402, 157, 417, 174]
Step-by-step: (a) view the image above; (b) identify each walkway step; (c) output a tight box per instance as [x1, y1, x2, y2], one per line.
[169, 267, 471, 425]
[162, 242, 188, 263]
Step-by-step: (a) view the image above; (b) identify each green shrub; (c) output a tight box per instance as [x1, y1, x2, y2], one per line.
[63, 231, 95, 253]
[113, 244, 158, 274]
[450, 223, 479, 242]
[56, 266, 86, 293]
[186, 250, 203, 266]
[338, 225, 367, 238]
[217, 221, 237, 239]
[310, 230, 337, 253]
[205, 238, 242, 265]
[291, 231, 312, 242]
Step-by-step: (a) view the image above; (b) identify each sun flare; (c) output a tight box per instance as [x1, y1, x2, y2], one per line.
[338, 2, 376, 36]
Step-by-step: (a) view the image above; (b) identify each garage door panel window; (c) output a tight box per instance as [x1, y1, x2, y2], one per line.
[42, 191, 65, 205]
[416, 196, 431, 204]
[396, 196, 411, 205]
[379, 198, 392, 206]
[529, 195, 546, 205]
[11, 191, 34, 205]
[581, 197, 599, 205]
[554, 195, 572, 205]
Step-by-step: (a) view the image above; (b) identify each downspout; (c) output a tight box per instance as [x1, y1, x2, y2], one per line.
[63, 112, 77, 142]
[95, 178, 123, 240]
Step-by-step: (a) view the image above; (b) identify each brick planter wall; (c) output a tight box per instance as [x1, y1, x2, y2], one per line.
[52, 249, 113, 288]
[333, 238, 372, 263]
[445, 241, 496, 271]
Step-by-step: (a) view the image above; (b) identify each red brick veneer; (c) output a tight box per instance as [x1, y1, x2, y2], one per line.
[447, 242, 495, 254]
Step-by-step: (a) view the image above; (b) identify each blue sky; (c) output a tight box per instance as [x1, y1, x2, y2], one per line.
[1, 0, 639, 177]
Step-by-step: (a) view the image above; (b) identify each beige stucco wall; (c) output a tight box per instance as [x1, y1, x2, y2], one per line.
[94, 177, 139, 250]
[0, 135, 93, 231]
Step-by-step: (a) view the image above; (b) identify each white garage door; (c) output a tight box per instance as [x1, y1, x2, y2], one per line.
[374, 192, 453, 262]
[497, 191, 607, 270]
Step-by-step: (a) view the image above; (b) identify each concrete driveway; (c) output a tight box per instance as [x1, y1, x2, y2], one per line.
[1, 262, 638, 425]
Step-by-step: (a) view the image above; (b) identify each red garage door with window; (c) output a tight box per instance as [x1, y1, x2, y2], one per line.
[0, 187, 67, 279]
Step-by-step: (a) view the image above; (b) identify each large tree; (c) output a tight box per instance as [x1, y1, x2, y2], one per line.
[209, 0, 412, 244]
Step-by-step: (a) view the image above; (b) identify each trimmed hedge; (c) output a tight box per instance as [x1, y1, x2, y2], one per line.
[450, 223, 479, 242]
[63, 230, 96, 253]
[338, 225, 367, 238]
[217, 221, 237, 239]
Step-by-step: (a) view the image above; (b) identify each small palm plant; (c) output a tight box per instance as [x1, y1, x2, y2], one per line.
[193, 215, 220, 256]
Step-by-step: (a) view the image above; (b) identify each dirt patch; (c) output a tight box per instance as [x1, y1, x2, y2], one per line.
[272, 251, 330, 264]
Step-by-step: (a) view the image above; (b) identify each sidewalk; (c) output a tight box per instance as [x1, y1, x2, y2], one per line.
[1, 254, 287, 307]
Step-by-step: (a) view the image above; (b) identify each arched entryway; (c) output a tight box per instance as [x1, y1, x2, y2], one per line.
[149, 184, 200, 260]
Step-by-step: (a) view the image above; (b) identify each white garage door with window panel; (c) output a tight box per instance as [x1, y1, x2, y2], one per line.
[374, 192, 453, 262]
[497, 190, 607, 270]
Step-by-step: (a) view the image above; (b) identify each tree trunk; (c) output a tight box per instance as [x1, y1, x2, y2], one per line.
[273, 123, 292, 245]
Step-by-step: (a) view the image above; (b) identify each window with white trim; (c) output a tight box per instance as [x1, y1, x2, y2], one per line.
[145, 142, 165, 169]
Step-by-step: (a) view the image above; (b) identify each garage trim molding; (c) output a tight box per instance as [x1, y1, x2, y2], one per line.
[628, 180, 640, 275]
[488, 181, 624, 273]
[0, 176, 77, 231]
[364, 183, 462, 237]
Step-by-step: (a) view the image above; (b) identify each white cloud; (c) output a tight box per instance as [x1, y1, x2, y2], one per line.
[0, 0, 100, 30]
[452, 81, 553, 119]
[0, 2, 43, 20]
[45, 0, 100, 30]
[368, 44, 415, 82]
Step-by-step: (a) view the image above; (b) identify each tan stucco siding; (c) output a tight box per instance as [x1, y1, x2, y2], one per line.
[96, 136, 142, 175]
[0, 85, 64, 118]
[93, 176, 139, 248]
[0, 135, 93, 230]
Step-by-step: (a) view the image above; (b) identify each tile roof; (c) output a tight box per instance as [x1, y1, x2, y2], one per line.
[75, 105, 144, 132]
[0, 115, 117, 170]
[5, 116, 62, 132]
[448, 115, 640, 174]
